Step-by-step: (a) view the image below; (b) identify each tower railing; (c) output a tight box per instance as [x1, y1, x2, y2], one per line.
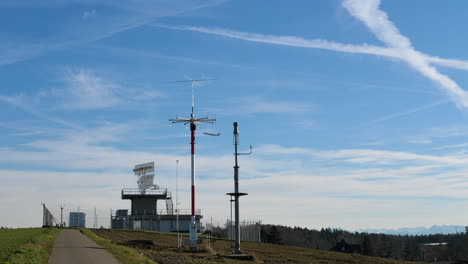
[122, 188, 168, 196]
[111, 208, 201, 217]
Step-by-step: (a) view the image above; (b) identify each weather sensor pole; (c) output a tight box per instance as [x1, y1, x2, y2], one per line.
[169, 77, 216, 249]
[227, 122, 252, 254]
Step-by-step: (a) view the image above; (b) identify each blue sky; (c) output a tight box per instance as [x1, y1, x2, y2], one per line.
[2, 0, 468, 230]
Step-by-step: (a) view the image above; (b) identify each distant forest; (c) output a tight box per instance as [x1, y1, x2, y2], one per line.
[210, 224, 468, 262]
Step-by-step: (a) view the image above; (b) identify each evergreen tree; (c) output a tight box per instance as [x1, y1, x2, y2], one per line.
[268, 225, 282, 244]
[402, 239, 418, 260]
[362, 235, 373, 256]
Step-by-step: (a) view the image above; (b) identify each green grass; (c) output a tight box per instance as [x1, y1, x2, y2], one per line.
[0, 228, 59, 264]
[80, 228, 157, 264]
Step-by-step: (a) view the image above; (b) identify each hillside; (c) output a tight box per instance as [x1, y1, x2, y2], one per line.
[92, 229, 421, 264]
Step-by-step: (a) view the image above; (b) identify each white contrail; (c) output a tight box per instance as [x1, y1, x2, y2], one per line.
[153, 23, 401, 58]
[153, 23, 468, 72]
[365, 99, 449, 125]
[153, 18, 468, 108]
[343, 0, 468, 108]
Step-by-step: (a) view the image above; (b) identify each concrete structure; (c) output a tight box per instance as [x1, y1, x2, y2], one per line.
[69, 212, 86, 227]
[111, 189, 202, 232]
[111, 162, 202, 232]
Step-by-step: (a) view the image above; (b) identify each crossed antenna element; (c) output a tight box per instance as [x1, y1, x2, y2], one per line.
[169, 76, 216, 119]
[169, 76, 217, 126]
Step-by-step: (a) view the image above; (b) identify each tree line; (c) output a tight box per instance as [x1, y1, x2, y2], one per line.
[259, 224, 468, 262]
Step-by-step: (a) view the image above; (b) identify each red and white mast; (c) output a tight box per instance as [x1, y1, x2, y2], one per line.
[190, 121, 196, 231]
[169, 77, 216, 248]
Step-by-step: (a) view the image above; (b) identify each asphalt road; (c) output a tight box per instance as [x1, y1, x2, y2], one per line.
[48, 229, 121, 264]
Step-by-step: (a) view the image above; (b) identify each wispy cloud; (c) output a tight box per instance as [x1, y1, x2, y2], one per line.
[255, 143, 468, 166]
[0, 95, 81, 129]
[206, 96, 315, 116]
[433, 143, 468, 151]
[360, 141, 385, 146]
[407, 125, 468, 148]
[4, 136, 468, 228]
[52, 69, 121, 110]
[0, 99, 467, 228]
[82, 9, 96, 21]
[408, 138, 432, 145]
[0, 0, 227, 66]
[43, 68, 164, 110]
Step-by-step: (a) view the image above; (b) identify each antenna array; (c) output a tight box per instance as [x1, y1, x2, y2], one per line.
[169, 76, 216, 249]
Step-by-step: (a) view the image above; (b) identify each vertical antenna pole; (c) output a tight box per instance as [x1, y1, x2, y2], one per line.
[191, 81, 195, 116]
[169, 76, 216, 249]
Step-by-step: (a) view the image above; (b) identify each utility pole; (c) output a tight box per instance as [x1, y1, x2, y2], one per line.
[169, 76, 216, 249]
[176, 159, 181, 248]
[60, 205, 64, 227]
[109, 209, 112, 229]
[94, 207, 97, 229]
[227, 122, 252, 254]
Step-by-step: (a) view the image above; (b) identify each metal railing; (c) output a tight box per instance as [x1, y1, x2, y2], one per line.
[111, 208, 201, 217]
[158, 209, 201, 215]
[122, 188, 168, 196]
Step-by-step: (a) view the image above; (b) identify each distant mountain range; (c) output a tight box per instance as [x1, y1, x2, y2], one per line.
[358, 225, 466, 235]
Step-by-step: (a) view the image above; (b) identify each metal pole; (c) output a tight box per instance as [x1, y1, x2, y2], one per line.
[227, 122, 252, 254]
[210, 217, 213, 249]
[190, 122, 197, 243]
[168, 77, 217, 249]
[42, 203, 46, 227]
[60, 205, 64, 227]
[233, 122, 241, 254]
[94, 207, 97, 229]
[176, 159, 180, 248]
[230, 197, 233, 247]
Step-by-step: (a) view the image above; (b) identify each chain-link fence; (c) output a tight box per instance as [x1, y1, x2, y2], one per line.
[42, 203, 58, 227]
[226, 220, 262, 242]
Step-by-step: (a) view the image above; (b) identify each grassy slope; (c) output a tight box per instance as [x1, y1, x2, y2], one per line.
[0, 228, 59, 264]
[80, 228, 157, 264]
[92, 229, 423, 264]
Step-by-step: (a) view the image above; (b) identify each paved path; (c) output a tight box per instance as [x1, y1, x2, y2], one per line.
[49, 229, 121, 264]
